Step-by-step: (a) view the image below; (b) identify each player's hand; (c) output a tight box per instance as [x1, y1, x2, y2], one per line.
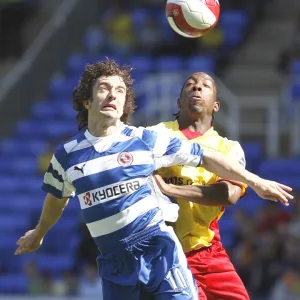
[153, 174, 170, 195]
[250, 179, 293, 206]
[15, 229, 44, 255]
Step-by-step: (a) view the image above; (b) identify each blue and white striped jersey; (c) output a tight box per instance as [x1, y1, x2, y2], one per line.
[42, 123, 203, 250]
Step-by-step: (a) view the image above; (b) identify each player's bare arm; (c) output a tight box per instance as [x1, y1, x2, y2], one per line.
[200, 146, 293, 205]
[15, 193, 68, 255]
[154, 174, 242, 206]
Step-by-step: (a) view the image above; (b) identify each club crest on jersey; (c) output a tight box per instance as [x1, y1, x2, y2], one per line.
[117, 152, 133, 167]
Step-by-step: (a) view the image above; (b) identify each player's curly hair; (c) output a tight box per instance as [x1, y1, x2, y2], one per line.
[72, 58, 135, 131]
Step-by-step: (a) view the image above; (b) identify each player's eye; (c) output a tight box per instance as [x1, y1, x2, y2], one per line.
[99, 86, 107, 91]
[186, 82, 193, 87]
[203, 84, 211, 88]
[117, 89, 124, 94]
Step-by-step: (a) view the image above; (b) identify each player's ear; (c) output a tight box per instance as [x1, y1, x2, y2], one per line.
[213, 100, 220, 113]
[83, 99, 92, 110]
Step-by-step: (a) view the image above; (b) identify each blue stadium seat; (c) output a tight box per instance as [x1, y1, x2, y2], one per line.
[66, 53, 92, 76]
[218, 217, 237, 233]
[0, 214, 30, 233]
[16, 120, 76, 140]
[259, 159, 300, 176]
[1, 158, 37, 175]
[32, 101, 76, 121]
[220, 232, 235, 249]
[219, 10, 249, 30]
[186, 56, 216, 73]
[242, 141, 263, 172]
[0, 275, 27, 294]
[10, 194, 43, 213]
[156, 56, 184, 72]
[223, 28, 244, 47]
[129, 56, 153, 73]
[0, 176, 17, 192]
[290, 81, 300, 101]
[83, 26, 106, 54]
[43, 231, 81, 254]
[0, 138, 48, 157]
[36, 253, 75, 275]
[49, 75, 78, 101]
[32, 101, 57, 119]
[291, 60, 300, 75]
[232, 188, 264, 215]
[131, 8, 148, 29]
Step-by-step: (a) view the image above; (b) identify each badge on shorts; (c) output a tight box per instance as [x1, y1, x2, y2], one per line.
[117, 152, 133, 167]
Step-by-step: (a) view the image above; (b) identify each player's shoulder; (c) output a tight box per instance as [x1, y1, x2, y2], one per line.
[148, 120, 177, 132]
[54, 131, 86, 160]
[208, 128, 243, 154]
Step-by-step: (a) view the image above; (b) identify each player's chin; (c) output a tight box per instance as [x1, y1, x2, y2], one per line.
[189, 106, 204, 115]
[100, 110, 119, 118]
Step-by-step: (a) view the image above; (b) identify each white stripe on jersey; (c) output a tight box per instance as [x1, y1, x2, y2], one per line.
[69, 140, 92, 153]
[178, 140, 192, 155]
[154, 140, 200, 169]
[64, 140, 78, 153]
[67, 151, 153, 182]
[44, 172, 63, 190]
[51, 155, 67, 180]
[87, 195, 159, 237]
[78, 178, 148, 209]
[153, 134, 171, 157]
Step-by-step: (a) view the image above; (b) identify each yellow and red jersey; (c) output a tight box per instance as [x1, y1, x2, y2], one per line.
[149, 120, 247, 253]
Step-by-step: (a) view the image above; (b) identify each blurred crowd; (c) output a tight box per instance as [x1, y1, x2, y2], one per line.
[228, 193, 300, 300]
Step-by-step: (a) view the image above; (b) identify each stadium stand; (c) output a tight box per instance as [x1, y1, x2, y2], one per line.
[0, 0, 299, 298]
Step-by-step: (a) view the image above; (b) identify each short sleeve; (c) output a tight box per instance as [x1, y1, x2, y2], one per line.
[42, 145, 76, 199]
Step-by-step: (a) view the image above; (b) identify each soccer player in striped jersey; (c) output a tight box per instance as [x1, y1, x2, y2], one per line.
[15, 60, 293, 300]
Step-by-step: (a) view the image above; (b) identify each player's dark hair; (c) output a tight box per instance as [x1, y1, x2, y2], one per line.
[72, 58, 135, 131]
[174, 74, 220, 125]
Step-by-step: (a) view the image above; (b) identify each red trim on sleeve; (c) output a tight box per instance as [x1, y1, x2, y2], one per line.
[217, 179, 247, 198]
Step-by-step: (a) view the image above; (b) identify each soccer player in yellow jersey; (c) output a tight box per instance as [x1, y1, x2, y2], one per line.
[151, 72, 264, 300]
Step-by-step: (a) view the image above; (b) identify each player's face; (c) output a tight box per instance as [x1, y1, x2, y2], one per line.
[89, 75, 127, 120]
[178, 72, 219, 119]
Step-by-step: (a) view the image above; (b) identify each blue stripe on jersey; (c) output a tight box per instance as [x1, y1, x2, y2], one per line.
[73, 164, 155, 195]
[191, 143, 204, 166]
[81, 184, 152, 224]
[141, 129, 157, 150]
[92, 207, 161, 251]
[65, 138, 151, 170]
[53, 143, 68, 167]
[122, 127, 133, 136]
[42, 183, 62, 199]
[105, 138, 149, 155]
[165, 137, 182, 156]
[47, 163, 64, 183]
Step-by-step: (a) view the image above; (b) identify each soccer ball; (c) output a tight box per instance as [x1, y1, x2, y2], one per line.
[166, 0, 220, 38]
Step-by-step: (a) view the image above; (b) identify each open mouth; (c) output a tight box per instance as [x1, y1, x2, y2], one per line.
[192, 94, 202, 99]
[103, 104, 116, 110]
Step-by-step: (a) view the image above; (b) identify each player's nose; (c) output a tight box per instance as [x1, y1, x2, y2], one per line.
[192, 85, 202, 92]
[108, 89, 117, 100]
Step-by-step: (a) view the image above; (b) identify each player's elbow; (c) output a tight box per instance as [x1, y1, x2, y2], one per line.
[226, 194, 240, 205]
[222, 182, 242, 206]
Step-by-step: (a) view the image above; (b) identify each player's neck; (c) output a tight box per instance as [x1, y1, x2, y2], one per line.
[177, 116, 212, 133]
[87, 117, 122, 137]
